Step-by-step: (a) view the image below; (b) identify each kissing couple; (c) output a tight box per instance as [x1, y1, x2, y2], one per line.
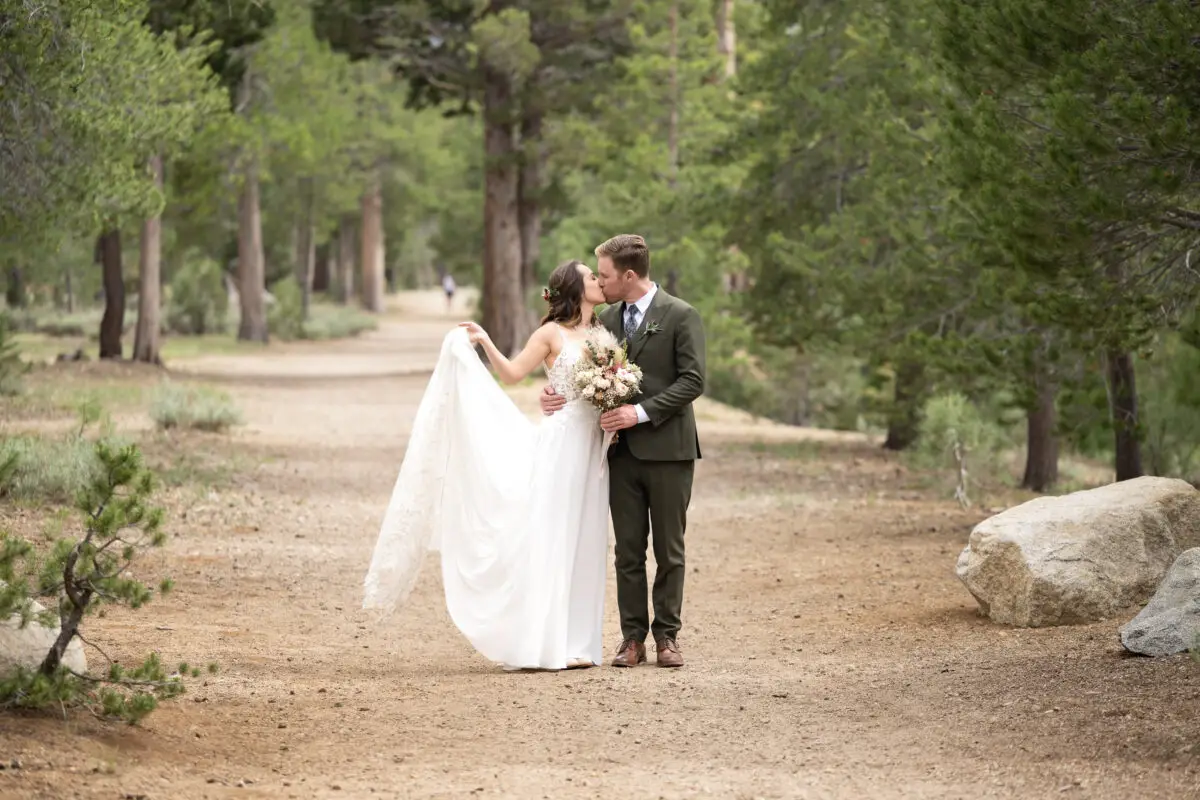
[363, 234, 706, 671]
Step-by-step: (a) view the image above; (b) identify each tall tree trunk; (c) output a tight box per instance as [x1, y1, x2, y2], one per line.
[715, 0, 737, 78]
[1105, 348, 1144, 481]
[667, 0, 680, 188]
[63, 269, 74, 313]
[237, 161, 269, 343]
[518, 112, 543, 292]
[133, 154, 164, 365]
[294, 177, 316, 319]
[97, 228, 124, 360]
[482, 64, 527, 357]
[313, 242, 331, 294]
[5, 265, 24, 308]
[1021, 378, 1059, 492]
[883, 358, 923, 451]
[337, 215, 356, 305]
[360, 174, 385, 313]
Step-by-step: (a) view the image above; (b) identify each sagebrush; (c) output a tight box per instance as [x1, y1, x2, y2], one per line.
[150, 382, 242, 432]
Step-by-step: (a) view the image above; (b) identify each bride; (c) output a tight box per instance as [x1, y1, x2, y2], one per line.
[363, 259, 610, 671]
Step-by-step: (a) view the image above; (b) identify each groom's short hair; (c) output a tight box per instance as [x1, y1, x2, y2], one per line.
[595, 234, 650, 278]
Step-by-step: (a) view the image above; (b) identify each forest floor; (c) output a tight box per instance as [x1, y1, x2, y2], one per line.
[1, 290, 1198, 799]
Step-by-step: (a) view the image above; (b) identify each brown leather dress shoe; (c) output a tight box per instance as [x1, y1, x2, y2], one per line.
[655, 638, 684, 668]
[611, 638, 647, 667]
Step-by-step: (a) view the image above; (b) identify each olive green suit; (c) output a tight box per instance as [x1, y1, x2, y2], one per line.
[600, 289, 705, 643]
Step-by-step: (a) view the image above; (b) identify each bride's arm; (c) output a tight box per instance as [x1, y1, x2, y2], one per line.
[459, 322, 554, 385]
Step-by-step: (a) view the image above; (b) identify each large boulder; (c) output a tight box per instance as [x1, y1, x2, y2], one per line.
[956, 477, 1200, 627]
[1120, 548, 1200, 656]
[0, 599, 88, 675]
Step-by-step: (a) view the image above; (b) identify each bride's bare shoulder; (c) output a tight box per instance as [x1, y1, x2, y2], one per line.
[529, 322, 563, 350]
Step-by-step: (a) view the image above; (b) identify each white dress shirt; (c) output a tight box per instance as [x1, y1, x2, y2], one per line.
[623, 284, 658, 425]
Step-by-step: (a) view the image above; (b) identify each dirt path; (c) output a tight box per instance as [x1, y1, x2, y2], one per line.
[4, 292, 1199, 799]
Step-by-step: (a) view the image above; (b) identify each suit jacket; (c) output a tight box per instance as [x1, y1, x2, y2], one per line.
[600, 289, 705, 461]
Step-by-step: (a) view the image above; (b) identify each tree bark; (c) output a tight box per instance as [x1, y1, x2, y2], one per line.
[294, 177, 316, 319]
[97, 228, 124, 360]
[882, 358, 923, 451]
[133, 154, 164, 365]
[63, 269, 75, 313]
[518, 112, 543, 292]
[1105, 348, 1144, 481]
[665, 269, 679, 296]
[667, 0, 680, 188]
[482, 64, 528, 357]
[360, 174, 385, 313]
[313, 242, 331, 294]
[1021, 378, 1058, 491]
[237, 161, 269, 343]
[337, 215, 356, 305]
[39, 593, 88, 675]
[5, 265, 24, 308]
[715, 0, 737, 79]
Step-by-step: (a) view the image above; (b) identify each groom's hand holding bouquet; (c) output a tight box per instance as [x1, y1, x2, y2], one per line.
[570, 328, 642, 438]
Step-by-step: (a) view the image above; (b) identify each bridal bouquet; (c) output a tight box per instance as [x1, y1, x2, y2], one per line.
[571, 327, 642, 413]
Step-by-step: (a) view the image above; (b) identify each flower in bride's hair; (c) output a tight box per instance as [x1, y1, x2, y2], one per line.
[541, 286, 559, 302]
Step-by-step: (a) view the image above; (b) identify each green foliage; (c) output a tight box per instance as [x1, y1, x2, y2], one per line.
[150, 383, 242, 433]
[302, 304, 379, 341]
[0, 437, 103, 504]
[268, 276, 306, 340]
[1139, 335, 1200, 482]
[912, 393, 1009, 506]
[0, 313, 28, 396]
[0, 442, 189, 724]
[166, 251, 229, 335]
[2, 0, 227, 248]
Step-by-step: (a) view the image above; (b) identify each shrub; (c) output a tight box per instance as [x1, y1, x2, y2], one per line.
[1140, 334, 1200, 483]
[149, 382, 242, 433]
[269, 277, 377, 341]
[912, 392, 1007, 507]
[166, 252, 228, 335]
[0, 436, 102, 503]
[302, 304, 378, 340]
[268, 276, 305, 340]
[0, 312, 28, 396]
[0, 442, 194, 724]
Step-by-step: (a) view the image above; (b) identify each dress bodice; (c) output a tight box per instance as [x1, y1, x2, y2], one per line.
[545, 328, 584, 401]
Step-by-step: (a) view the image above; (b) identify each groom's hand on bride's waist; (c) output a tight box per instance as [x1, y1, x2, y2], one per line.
[600, 405, 639, 432]
[540, 386, 567, 416]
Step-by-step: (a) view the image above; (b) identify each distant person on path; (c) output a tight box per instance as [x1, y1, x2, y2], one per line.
[442, 273, 456, 311]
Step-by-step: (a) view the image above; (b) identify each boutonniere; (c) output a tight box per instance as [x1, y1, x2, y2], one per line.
[643, 321, 662, 337]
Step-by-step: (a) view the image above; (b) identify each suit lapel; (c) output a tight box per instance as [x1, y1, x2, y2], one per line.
[628, 291, 668, 363]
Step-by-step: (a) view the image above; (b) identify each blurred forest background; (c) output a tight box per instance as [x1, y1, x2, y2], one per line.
[4, 0, 1200, 497]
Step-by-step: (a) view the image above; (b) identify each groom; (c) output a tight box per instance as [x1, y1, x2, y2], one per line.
[540, 234, 706, 668]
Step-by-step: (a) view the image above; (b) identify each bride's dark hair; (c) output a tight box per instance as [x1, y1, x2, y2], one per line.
[540, 260, 596, 328]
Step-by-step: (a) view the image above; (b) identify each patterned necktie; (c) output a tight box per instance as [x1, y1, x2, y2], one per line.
[624, 305, 639, 344]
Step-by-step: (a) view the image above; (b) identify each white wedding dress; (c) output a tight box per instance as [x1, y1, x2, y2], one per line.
[363, 326, 609, 670]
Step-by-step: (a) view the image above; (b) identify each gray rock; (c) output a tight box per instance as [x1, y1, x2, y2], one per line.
[956, 477, 1200, 627]
[1120, 548, 1200, 656]
[0, 598, 88, 675]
